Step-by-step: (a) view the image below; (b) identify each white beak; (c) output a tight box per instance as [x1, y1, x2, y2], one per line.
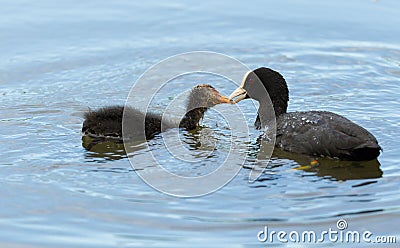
[229, 87, 247, 103]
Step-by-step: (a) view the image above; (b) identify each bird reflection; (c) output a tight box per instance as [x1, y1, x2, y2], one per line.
[83, 134, 382, 181]
[82, 135, 144, 161]
[250, 139, 382, 181]
[82, 126, 221, 161]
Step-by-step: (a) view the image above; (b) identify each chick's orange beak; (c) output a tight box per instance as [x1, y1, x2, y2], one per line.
[218, 94, 233, 104]
[211, 88, 233, 104]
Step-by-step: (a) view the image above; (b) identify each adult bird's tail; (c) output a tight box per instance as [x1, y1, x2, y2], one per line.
[350, 141, 381, 161]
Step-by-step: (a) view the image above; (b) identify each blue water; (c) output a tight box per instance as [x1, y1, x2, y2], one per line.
[1, 0, 399, 247]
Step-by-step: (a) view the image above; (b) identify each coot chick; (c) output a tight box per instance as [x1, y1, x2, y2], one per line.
[82, 84, 231, 141]
[229, 67, 381, 161]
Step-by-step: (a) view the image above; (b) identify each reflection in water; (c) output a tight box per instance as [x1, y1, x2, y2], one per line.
[82, 136, 126, 161]
[182, 127, 218, 151]
[82, 126, 225, 162]
[304, 159, 381, 181]
[83, 125, 231, 178]
[249, 140, 383, 181]
[82, 135, 145, 161]
[83, 131, 382, 181]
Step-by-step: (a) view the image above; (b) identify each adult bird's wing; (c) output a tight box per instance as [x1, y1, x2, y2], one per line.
[275, 111, 380, 160]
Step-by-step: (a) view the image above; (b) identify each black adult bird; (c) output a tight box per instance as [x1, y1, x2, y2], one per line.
[82, 84, 231, 141]
[229, 67, 381, 161]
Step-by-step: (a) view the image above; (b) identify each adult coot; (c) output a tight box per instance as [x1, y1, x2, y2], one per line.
[82, 84, 231, 141]
[229, 67, 381, 161]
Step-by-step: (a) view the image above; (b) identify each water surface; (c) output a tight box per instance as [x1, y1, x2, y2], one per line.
[1, 0, 399, 247]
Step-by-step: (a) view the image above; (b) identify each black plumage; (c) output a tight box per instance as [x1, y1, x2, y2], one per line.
[82, 84, 231, 141]
[230, 67, 381, 160]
